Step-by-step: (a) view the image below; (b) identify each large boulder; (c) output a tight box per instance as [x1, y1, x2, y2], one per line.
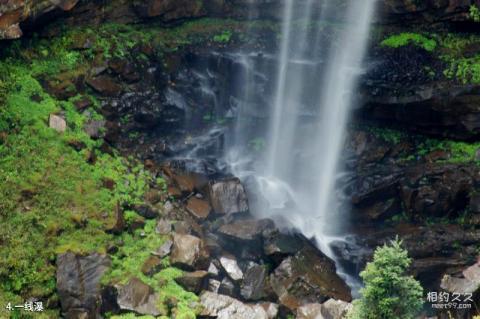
[219, 256, 244, 281]
[269, 242, 351, 311]
[115, 277, 161, 316]
[441, 259, 480, 294]
[170, 233, 209, 269]
[56, 252, 111, 319]
[240, 262, 270, 301]
[175, 270, 209, 294]
[297, 299, 352, 319]
[199, 291, 269, 319]
[209, 178, 249, 215]
[186, 197, 212, 220]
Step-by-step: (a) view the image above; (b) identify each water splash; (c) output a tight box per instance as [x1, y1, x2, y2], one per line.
[236, 0, 377, 290]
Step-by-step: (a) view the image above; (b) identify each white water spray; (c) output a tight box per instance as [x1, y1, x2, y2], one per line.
[258, 0, 376, 262]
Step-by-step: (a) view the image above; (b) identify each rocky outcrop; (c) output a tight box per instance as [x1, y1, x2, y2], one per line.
[56, 252, 111, 319]
[296, 299, 352, 319]
[270, 243, 352, 311]
[209, 178, 249, 215]
[170, 233, 209, 270]
[115, 278, 161, 316]
[360, 82, 480, 139]
[378, 0, 480, 24]
[199, 291, 270, 319]
[0, 0, 79, 39]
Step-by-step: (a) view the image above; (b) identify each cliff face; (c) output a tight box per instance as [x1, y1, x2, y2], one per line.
[3, 0, 480, 318]
[2, 0, 480, 40]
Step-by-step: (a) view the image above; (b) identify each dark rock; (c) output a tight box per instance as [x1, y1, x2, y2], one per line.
[141, 256, 163, 276]
[175, 270, 208, 294]
[263, 231, 304, 261]
[109, 58, 140, 83]
[0, 0, 80, 40]
[470, 193, 480, 214]
[186, 197, 212, 220]
[134, 204, 158, 219]
[240, 263, 269, 301]
[74, 96, 93, 111]
[170, 233, 209, 270]
[102, 178, 116, 190]
[116, 277, 160, 316]
[208, 278, 222, 293]
[86, 76, 123, 97]
[133, 0, 206, 21]
[107, 203, 125, 235]
[218, 277, 237, 298]
[56, 252, 111, 319]
[218, 218, 274, 242]
[83, 119, 106, 139]
[209, 178, 249, 215]
[144, 189, 163, 205]
[269, 242, 351, 311]
[128, 218, 146, 233]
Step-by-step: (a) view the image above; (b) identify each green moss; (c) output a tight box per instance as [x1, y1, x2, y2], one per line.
[102, 220, 199, 318]
[0, 33, 152, 316]
[366, 127, 407, 145]
[363, 126, 480, 164]
[381, 33, 437, 52]
[213, 30, 233, 43]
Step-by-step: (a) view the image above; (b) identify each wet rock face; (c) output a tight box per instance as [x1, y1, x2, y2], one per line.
[209, 178, 249, 215]
[133, 0, 206, 20]
[0, 0, 79, 39]
[270, 242, 352, 311]
[56, 252, 111, 318]
[378, 0, 479, 23]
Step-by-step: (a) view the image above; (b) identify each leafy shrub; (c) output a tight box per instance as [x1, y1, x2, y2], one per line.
[348, 239, 424, 319]
[381, 33, 437, 52]
[470, 5, 480, 22]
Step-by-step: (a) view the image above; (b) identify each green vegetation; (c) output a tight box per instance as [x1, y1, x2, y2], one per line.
[348, 239, 423, 319]
[366, 126, 480, 164]
[0, 17, 245, 319]
[379, 30, 480, 84]
[102, 220, 199, 318]
[213, 30, 233, 43]
[0, 51, 153, 318]
[381, 32, 437, 52]
[470, 5, 480, 22]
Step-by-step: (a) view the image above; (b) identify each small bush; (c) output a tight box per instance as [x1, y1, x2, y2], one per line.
[348, 238, 424, 319]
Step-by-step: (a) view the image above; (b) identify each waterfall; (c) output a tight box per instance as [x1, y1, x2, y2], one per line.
[230, 0, 377, 285]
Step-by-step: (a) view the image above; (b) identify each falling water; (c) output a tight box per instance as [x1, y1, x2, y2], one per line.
[251, 0, 376, 276]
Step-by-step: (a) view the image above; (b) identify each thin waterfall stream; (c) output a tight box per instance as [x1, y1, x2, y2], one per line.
[226, 0, 377, 291]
